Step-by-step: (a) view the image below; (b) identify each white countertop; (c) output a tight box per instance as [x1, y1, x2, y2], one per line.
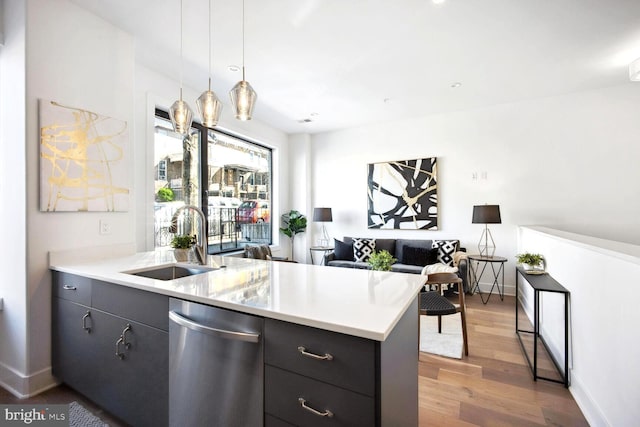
[50, 250, 426, 341]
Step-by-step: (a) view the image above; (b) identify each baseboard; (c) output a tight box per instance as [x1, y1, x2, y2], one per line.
[0, 361, 59, 398]
[569, 373, 610, 427]
[473, 281, 515, 297]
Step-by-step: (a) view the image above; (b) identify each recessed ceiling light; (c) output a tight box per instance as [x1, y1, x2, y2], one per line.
[432, 0, 446, 5]
[450, 82, 462, 88]
[228, 65, 240, 72]
[310, 112, 319, 117]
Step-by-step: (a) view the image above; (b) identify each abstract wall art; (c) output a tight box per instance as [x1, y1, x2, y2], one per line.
[39, 100, 129, 212]
[367, 157, 438, 230]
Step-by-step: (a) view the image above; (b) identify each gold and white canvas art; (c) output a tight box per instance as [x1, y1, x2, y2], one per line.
[39, 100, 129, 212]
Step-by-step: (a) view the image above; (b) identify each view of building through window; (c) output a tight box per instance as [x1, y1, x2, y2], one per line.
[153, 113, 272, 254]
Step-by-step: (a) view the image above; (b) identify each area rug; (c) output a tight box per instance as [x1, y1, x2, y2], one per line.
[69, 401, 109, 427]
[419, 313, 463, 359]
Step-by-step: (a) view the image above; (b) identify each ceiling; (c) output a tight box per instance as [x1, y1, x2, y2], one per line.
[71, 0, 640, 134]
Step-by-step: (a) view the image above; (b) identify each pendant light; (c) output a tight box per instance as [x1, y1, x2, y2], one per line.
[196, 0, 222, 127]
[169, 0, 194, 135]
[230, 0, 257, 121]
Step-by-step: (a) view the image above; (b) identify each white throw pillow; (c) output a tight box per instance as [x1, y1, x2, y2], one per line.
[421, 263, 458, 276]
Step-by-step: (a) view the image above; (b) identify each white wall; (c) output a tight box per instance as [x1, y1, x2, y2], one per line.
[307, 84, 640, 293]
[286, 133, 311, 262]
[518, 226, 640, 427]
[0, 0, 27, 396]
[22, 0, 136, 396]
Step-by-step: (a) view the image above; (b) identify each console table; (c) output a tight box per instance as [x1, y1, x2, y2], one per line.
[515, 267, 570, 387]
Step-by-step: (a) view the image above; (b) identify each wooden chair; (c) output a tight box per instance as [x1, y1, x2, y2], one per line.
[419, 272, 469, 356]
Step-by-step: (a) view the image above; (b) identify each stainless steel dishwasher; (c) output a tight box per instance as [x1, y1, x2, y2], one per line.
[168, 298, 264, 427]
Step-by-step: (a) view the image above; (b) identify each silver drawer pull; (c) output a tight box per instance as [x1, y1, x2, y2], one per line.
[297, 346, 333, 361]
[298, 398, 333, 418]
[121, 324, 132, 349]
[82, 311, 91, 333]
[115, 336, 126, 359]
[63, 285, 77, 291]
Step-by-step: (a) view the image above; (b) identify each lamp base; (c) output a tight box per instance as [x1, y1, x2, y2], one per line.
[478, 227, 496, 258]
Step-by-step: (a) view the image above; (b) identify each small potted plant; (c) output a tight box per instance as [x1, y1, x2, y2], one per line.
[516, 252, 546, 274]
[171, 234, 196, 262]
[367, 250, 397, 271]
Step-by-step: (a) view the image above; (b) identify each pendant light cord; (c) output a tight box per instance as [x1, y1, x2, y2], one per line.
[208, 0, 212, 90]
[242, 0, 246, 81]
[179, 0, 184, 101]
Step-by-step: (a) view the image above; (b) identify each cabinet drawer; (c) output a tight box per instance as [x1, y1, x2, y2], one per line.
[265, 318, 375, 396]
[265, 414, 296, 427]
[265, 365, 375, 427]
[92, 281, 169, 331]
[53, 272, 91, 306]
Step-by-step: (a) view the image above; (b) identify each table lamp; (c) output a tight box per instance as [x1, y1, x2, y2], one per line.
[313, 207, 333, 246]
[472, 204, 501, 257]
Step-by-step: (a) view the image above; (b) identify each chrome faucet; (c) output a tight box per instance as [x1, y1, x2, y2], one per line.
[169, 205, 207, 265]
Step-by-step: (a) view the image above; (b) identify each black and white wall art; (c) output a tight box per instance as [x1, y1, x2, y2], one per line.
[367, 157, 438, 230]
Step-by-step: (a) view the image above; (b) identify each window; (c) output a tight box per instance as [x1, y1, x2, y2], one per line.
[157, 159, 167, 181]
[153, 109, 272, 254]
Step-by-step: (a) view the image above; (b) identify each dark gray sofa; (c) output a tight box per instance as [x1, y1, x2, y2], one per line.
[324, 237, 469, 292]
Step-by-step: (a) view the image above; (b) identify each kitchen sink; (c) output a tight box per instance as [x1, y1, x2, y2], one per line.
[123, 264, 219, 281]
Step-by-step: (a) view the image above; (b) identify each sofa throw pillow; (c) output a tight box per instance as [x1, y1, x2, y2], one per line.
[402, 246, 438, 266]
[333, 239, 354, 261]
[353, 238, 376, 262]
[432, 240, 459, 266]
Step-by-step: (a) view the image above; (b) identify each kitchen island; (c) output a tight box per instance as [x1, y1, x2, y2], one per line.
[50, 250, 426, 426]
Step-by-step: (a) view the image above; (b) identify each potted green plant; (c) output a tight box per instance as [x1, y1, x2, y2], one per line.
[171, 234, 196, 262]
[367, 250, 397, 271]
[279, 210, 307, 261]
[516, 252, 546, 273]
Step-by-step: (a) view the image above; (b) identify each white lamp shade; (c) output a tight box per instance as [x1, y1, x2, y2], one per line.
[229, 80, 257, 121]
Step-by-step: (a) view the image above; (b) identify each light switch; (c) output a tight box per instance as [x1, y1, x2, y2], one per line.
[100, 220, 112, 235]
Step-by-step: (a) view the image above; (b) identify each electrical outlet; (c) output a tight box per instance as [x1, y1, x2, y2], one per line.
[99, 219, 112, 235]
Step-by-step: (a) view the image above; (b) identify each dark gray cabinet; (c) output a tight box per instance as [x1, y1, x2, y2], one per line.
[52, 272, 169, 427]
[52, 270, 419, 427]
[264, 297, 419, 427]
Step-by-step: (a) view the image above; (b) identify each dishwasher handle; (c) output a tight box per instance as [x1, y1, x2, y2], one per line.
[169, 310, 261, 343]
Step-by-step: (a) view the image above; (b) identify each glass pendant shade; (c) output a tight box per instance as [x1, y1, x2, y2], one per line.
[230, 78, 257, 121]
[169, 97, 193, 135]
[196, 88, 222, 128]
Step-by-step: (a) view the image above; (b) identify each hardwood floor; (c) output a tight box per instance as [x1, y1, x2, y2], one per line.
[419, 293, 588, 427]
[1, 293, 588, 426]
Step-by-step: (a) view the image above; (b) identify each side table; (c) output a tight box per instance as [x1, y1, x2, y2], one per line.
[468, 255, 507, 304]
[309, 246, 334, 265]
